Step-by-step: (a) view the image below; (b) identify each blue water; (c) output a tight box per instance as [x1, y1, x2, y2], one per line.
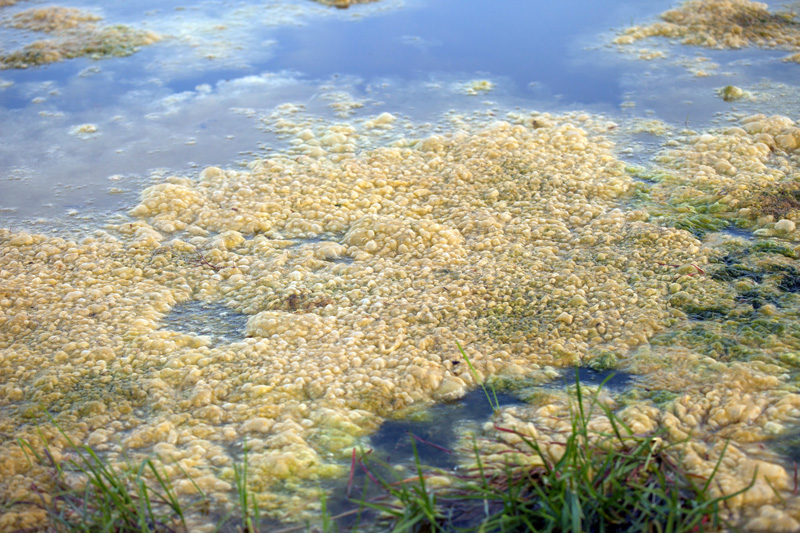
[0, 0, 797, 226]
[264, 0, 667, 104]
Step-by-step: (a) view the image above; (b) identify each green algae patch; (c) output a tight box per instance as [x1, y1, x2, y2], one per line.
[615, 0, 800, 62]
[586, 349, 619, 372]
[718, 84, 752, 101]
[680, 303, 733, 321]
[653, 243, 800, 366]
[673, 213, 731, 238]
[0, 6, 161, 69]
[625, 165, 677, 183]
[752, 240, 798, 259]
[653, 322, 758, 362]
[640, 198, 734, 239]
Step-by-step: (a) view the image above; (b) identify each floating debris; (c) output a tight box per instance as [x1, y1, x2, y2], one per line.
[311, 0, 382, 7]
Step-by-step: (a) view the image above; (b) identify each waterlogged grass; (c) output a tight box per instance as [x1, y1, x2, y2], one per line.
[9, 374, 753, 532]
[457, 341, 500, 415]
[16, 428, 195, 532]
[233, 439, 261, 533]
[12, 425, 263, 532]
[339, 373, 754, 532]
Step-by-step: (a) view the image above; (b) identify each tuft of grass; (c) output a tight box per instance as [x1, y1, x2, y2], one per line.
[233, 438, 261, 533]
[17, 427, 197, 532]
[12, 423, 275, 533]
[342, 372, 755, 532]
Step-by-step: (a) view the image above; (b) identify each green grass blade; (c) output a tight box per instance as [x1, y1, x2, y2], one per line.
[457, 342, 500, 414]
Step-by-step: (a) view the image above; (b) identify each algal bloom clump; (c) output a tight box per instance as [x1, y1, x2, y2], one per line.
[615, 0, 800, 62]
[0, 6, 161, 69]
[638, 113, 800, 239]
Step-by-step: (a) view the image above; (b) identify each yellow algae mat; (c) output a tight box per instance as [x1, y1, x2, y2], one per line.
[5, 0, 800, 528]
[3, 105, 800, 529]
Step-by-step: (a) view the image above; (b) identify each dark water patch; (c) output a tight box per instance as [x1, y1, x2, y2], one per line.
[369, 389, 526, 470]
[287, 233, 346, 247]
[722, 226, 756, 241]
[769, 427, 800, 466]
[331, 255, 354, 264]
[289, 233, 345, 244]
[311, 388, 526, 530]
[736, 289, 779, 310]
[160, 300, 248, 346]
[619, 136, 669, 169]
[558, 367, 632, 391]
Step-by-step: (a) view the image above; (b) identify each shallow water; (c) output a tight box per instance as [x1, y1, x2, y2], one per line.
[4, 0, 800, 530]
[160, 299, 249, 346]
[3, 0, 797, 230]
[1, 0, 676, 226]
